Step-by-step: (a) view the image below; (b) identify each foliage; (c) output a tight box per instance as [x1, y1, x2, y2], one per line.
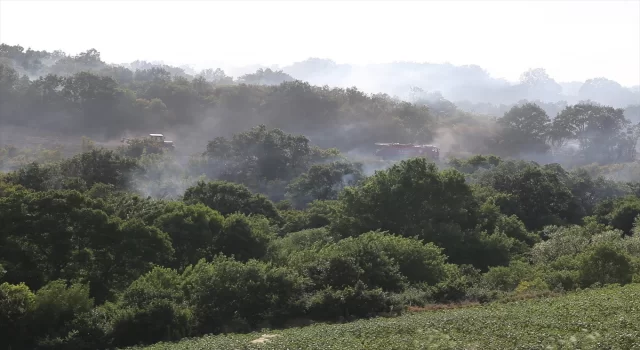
[152, 202, 225, 269]
[287, 161, 364, 208]
[550, 103, 639, 164]
[335, 158, 479, 264]
[0, 189, 174, 302]
[2, 43, 640, 349]
[594, 195, 640, 235]
[118, 137, 171, 159]
[0, 282, 35, 349]
[110, 267, 192, 348]
[130, 283, 640, 350]
[473, 160, 575, 230]
[182, 256, 305, 334]
[29, 280, 95, 347]
[494, 103, 551, 155]
[183, 180, 282, 224]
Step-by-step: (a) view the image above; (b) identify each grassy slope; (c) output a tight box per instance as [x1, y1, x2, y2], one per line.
[131, 284, 640, 350]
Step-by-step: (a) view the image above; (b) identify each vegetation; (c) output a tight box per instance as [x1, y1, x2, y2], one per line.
[1, 44, 638, 166]
[1, 43, 640, 349]
[130, 283, 640, 349]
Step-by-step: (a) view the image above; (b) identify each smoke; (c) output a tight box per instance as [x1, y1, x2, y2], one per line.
[431, 121, 499, 160]
[131, 153, 204, 199]
[277, 60, 640, 111]
[2, 44, 639, 202]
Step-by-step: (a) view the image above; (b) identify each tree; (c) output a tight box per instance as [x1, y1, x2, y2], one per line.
[217, 213, 274, 261]
[50, 48, 106, 76]
[594, 196, 640, 235]
[550, 103, 634, 163]
[59, 148, 141, 190]
[0, 282, 35, 349]
[475, 160, 574, 230]
[0, 64, 19, 122]
[198, 68, 233, 85]
[517, 68, 562, 101]
[183, 180, 282, 224]
[29, 280, 94, 346]
[0, 190, 174, 302]
[495, 103, 551, 155]
[335, 158, 479, 264]
[182, 256, 304, 334]
[237, 68, 295, 86]
[579, 78, 637, 108]
[625, 104, 640, 124]
[203, 125, 336, 190]
[287, 161, 364, 207]
[153, 202, 225, 269]
[579, 243, 633, 287]
[111, 267, 191, 347]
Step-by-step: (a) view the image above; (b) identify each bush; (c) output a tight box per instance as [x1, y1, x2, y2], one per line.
[0, 282, 35, 349]
[110, 299, 192, 348]
[593, 196, 640, 235]
[183, 180, 282, 224]
[335, 158, 478, 265]
[59, 149, 141, 190]
[515, 277, 550, 294]
[579, 243, 634, 287]
[481, 261, 537, 292]
[217, 213, 275, 261]
[108, 267, 191, 347]
[431, 264, 483, 303]
[152, 202, 225, 269]
[292, 231, 450, 294]
[266, 228, 335, 265]
[182, 257, 305, 334]
[280, 200, 343, 234]
[305, 281, 401, 321]
[286, 161, 364, 207]
[29, 280, 95, 349]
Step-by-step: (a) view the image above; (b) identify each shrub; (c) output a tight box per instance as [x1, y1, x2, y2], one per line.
[182, 257, 305, 334]
[579, 243, 633, 287]
[0, 282, 35, 349]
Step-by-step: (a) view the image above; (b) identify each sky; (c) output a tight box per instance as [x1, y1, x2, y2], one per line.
[1, 0, 639, 86]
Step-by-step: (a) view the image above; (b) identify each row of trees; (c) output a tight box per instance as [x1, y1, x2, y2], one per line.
[2, 44, 638, 168]
[1, 43, 639, 349]
[5, 45, 639, 108]
[0, 57, 438, 152]
[2, 126, 640, 348]
[492, 103, 640, 165]
[290, 59, 640, 108]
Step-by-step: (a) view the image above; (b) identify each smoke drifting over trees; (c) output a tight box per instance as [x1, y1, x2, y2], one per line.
[237, 59, 640, 115]
[1, 43, 638, 164]
[1, 42, 640, 349]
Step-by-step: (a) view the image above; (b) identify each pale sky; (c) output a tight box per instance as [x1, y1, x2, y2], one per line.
[1, 0, 639, 85]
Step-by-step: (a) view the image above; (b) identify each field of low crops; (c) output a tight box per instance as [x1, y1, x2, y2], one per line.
[130, 284, 640, 350]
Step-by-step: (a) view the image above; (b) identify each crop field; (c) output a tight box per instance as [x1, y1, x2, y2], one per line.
[131, 284, 640, 350]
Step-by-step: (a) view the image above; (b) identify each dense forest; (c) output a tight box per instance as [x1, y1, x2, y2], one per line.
[1, 43, 640, 349]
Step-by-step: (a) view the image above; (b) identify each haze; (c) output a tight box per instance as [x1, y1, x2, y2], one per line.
[1, 0, 639, 86]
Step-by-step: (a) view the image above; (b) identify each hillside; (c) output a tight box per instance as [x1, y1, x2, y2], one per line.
[131, 283, 640, 349]
[2, 42, 640, 350]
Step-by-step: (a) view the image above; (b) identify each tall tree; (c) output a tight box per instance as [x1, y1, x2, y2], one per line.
[551, 103, 635, 163]
[495, 103, 551, 155]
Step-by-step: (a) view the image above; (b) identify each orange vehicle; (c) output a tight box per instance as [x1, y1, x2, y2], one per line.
[374, 143, 440, 161]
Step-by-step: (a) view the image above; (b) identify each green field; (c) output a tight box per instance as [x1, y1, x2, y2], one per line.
[131, 284, 640, 350]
